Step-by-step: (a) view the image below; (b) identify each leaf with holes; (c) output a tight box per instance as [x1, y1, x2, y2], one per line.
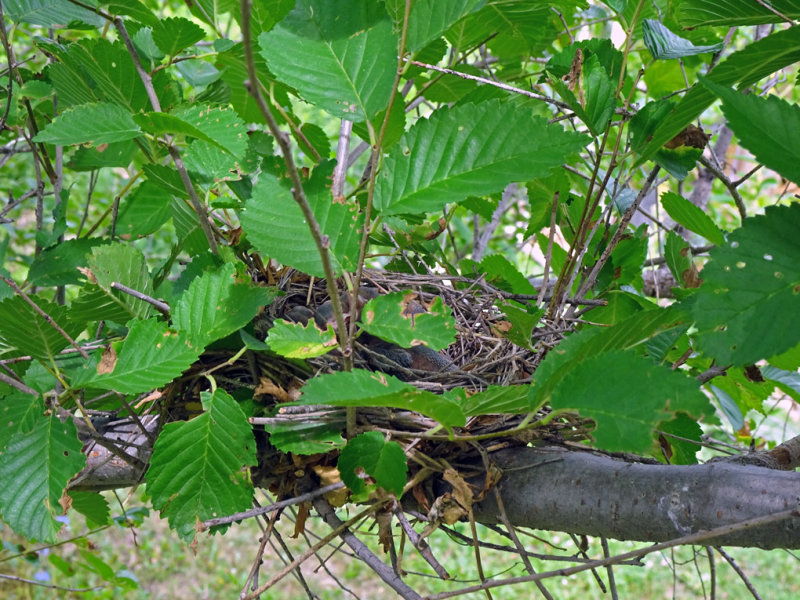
[361, 292, 456, 351]
[146, 389, 256, 540]
[692, 204, 800, 365]
[0, 415, 85, 542]
[338, 431, 407, 496]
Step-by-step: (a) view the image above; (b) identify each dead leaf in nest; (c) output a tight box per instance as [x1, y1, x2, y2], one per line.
[474, 464, 502, 502]
[255, 378, 289, 402]
[97, 344, 117, 375]
[412, 484, 431, 513]
[77, 266, 97, 284]
[293, 502, 311, 538]
[491, 321, 512, 336]
[376, 509, 394, 553]
[443, 468, 474, 509]
[312, 465, 348, 507]
[420, 493, 467, 539]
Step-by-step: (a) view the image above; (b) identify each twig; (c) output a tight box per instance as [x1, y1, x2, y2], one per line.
[406, 60, 571, 111]
[697, 365, 730, 384]
[332, 120, 353, 199]
[113, 17, 218, 254]
[537, 192, 559, 307]
[698, 155, 746, 222]
[313, 496, 422, 600]
[473, 184, 515, 262]
[0, 273, 89, 359]
[0, 572, 104, 592]
[110, 282, 170, 317]
[201, 482, 345, 529]
[242, 502, 383, 600]
[715, 547, 763, 600]
[0, 371, 38, 395]
[601, 538, 618, 600]
[424, 507, 799, 599]
[394, 502, 450, 579]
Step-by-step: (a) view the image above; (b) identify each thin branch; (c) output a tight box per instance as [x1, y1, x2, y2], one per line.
[0, 371, 38, 395]
[0, 572, 104, 593]
[715, 547, 763, 600]
[200, 482, 345, 529]
[0, 273, 89, 359]
[332, 119, 353, 199]
[425, 507, 799, 600]
[110, 282, 170, 317]
[698, 155, 747, 221]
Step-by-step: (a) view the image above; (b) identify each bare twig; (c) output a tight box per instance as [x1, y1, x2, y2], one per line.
[698, 154, 747, 222]
[715, 547, 763, 600]
[0, 371, 38, 395]
[332, 120, 353, 199]
[110, 282, 170, 317]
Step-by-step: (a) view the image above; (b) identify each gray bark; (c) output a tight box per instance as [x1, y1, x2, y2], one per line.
[469, 447, 800, 549]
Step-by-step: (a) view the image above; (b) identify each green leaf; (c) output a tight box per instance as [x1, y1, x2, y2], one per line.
[33, 103, 141, 146]
[709, 385, 744, 431]
[361, 292, 456, 351]
[116, 181, 174, 238]
[296, 369, 466, 427]
[146, 389, 256, 540]
[264, 417, 346, 455]
[664, 231, 692, 287]
[550, 54, 616, 136]
[495, 302, 542, 351]
[0, 415, 85, 542]
[338, 431, 407, 496]
[265, 319, 337, 358]
[642, 19, 722, 60]
[637, 26, 800, 166]
[374, 99, 589, 215]
[678, 0, 800, 27]
[71, 318, 201, 394]
[171, 104, 247, 159]
[658, 413, 702, 465]
[404, 0, 485, 52]
[258, 0, 397, 120]
[172, 262, 272, 349]
[241, 162, 363, 277]
[661, 192, 725, 246]
[0, 393, 43, 451]
[132, 112, 228, 152]
[152, 17, 206, 56]
[68, 491, 111, 527]
[87, 244, 155, 320]
[0, 296, 83, 362]
[530, 307, 691, 409]
[700, 77, 800, 186]
[4, 0, 103, 27]
[68, 140, 139, 171]
[27, 238, 103, 287]
[460, 385, 529, 416]
[550, 350, 709, 453]
[692, 204, 800, 365]
[461, 254, 536, 295]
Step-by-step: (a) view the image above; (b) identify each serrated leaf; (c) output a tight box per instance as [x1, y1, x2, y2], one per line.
[69, 140, 139, 171]
[152, 17, 206, 56]
[293, 122, 330, 161]
[116, 181, 173, 238]
[0, 393, 43, 451]
[460, 385, 529, 416]
[133, 112, 227, 152]
[692, 204, 800, 365]
[146, 389, 256, 540]
[0, 415, 85, 542]
[338, 431, 407, 496]
[700, 77, 800, 186]
[404, 0, 485, 52]
[550, 54, 616, 136]
[678, 0, 800, 27]
[69, 284, 137, 325]
[266, 319, 337, 358]
[661, 192, 725, 246]
[241, 162, 363, 277]
[0, 296, 83, 362]
[171, 104, 247, 159]
[361, 292, 456, 351]
[143, 164, 186, 196]
[87, 244, 154, 320]
[68, 491, 111, 527]
[172, 262, 274, 348]
[375, 99, 589, 216]
[664, 231, 692, 287]
[4, 0, 103, 27]
[642, 19, 722, 60]
[637, 27, 800, 166]
[530, 307, 691, 409]
[264, 417, 346, 455]
[296, 369, 465, 427]
[33, 103, 140, 146]
[71, 318, 201, 394]
[27, 238, 103, 286]
[259, 0, 396, 120]
[550, 350, 709, 453]
[495, 302, 542, 350]
[461, 254, 536, 295]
